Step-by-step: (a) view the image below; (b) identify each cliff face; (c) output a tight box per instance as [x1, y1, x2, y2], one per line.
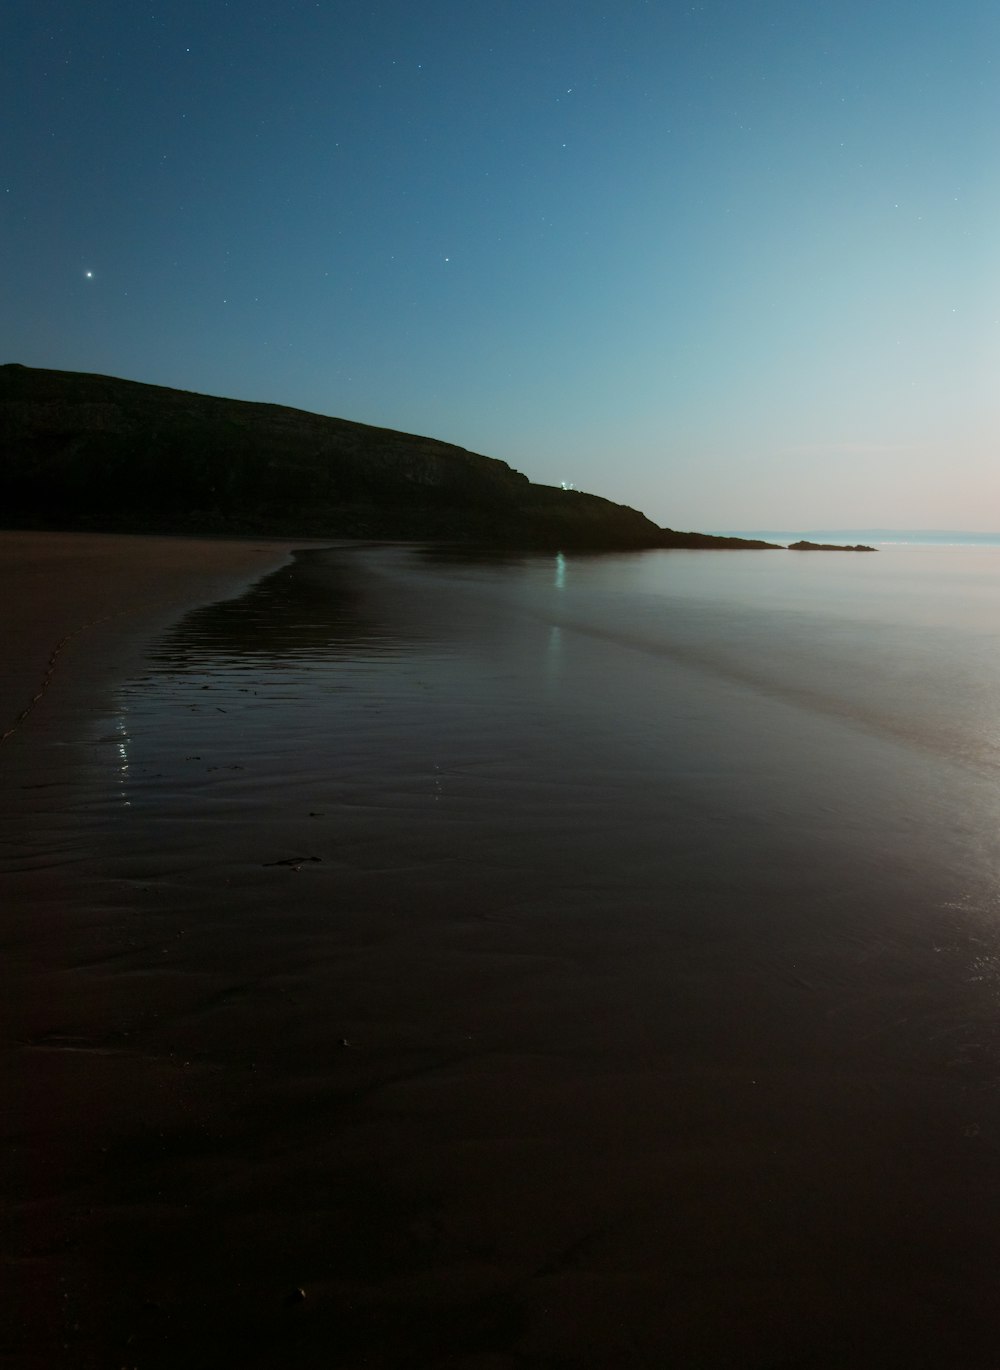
[0, 365, 665, 547]
[0, 365, 772, 549]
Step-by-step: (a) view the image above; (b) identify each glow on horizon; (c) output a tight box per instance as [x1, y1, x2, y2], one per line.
[4, 0, 998, 530]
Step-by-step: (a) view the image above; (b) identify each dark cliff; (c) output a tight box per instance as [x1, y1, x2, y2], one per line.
[0, 365, 775, 550]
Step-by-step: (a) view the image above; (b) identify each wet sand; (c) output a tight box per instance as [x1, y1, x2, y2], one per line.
[1, 532, 325, 1365]
[4, 535, 1000, 1368]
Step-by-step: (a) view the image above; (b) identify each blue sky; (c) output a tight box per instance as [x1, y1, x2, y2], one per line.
[3, 0, 998, 528]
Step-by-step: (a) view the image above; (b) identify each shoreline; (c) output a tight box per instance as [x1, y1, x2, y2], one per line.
[0, 531, 341, 751]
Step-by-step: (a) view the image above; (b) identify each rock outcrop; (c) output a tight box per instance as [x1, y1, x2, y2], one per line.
[787, 540, 877, 552]
[0, 365, 777, 550]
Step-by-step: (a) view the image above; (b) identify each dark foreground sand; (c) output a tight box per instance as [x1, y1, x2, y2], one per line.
[1, 533, 324, 1365]
[4, 534, 1000, 1369]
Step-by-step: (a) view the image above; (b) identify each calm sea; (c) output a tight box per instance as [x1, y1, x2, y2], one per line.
[72, 542, 1000, 1361]
[716, 527, 1000, 547]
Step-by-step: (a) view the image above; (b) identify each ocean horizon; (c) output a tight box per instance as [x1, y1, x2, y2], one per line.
[712, 527, 1000, 546]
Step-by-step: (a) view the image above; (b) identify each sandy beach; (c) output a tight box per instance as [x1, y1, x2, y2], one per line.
[5, 533, 1000, 1368]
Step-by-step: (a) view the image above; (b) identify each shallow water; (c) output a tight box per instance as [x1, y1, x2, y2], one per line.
[122, 541, 1000, 920]
[10, 541, 1000, 1367]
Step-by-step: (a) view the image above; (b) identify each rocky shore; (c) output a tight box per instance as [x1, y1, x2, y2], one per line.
[787, 540, 877, 552]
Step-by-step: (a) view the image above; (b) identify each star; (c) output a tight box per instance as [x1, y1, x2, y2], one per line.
[85, 270, 93, 278]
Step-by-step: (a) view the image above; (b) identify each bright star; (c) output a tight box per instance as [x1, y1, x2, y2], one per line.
[85, 270, 93, 278]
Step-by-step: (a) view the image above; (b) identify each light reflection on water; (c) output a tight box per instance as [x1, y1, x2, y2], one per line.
[115, 712, 131, 807]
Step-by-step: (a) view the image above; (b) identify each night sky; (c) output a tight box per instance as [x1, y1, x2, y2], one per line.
[4, 0, 998, 528]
